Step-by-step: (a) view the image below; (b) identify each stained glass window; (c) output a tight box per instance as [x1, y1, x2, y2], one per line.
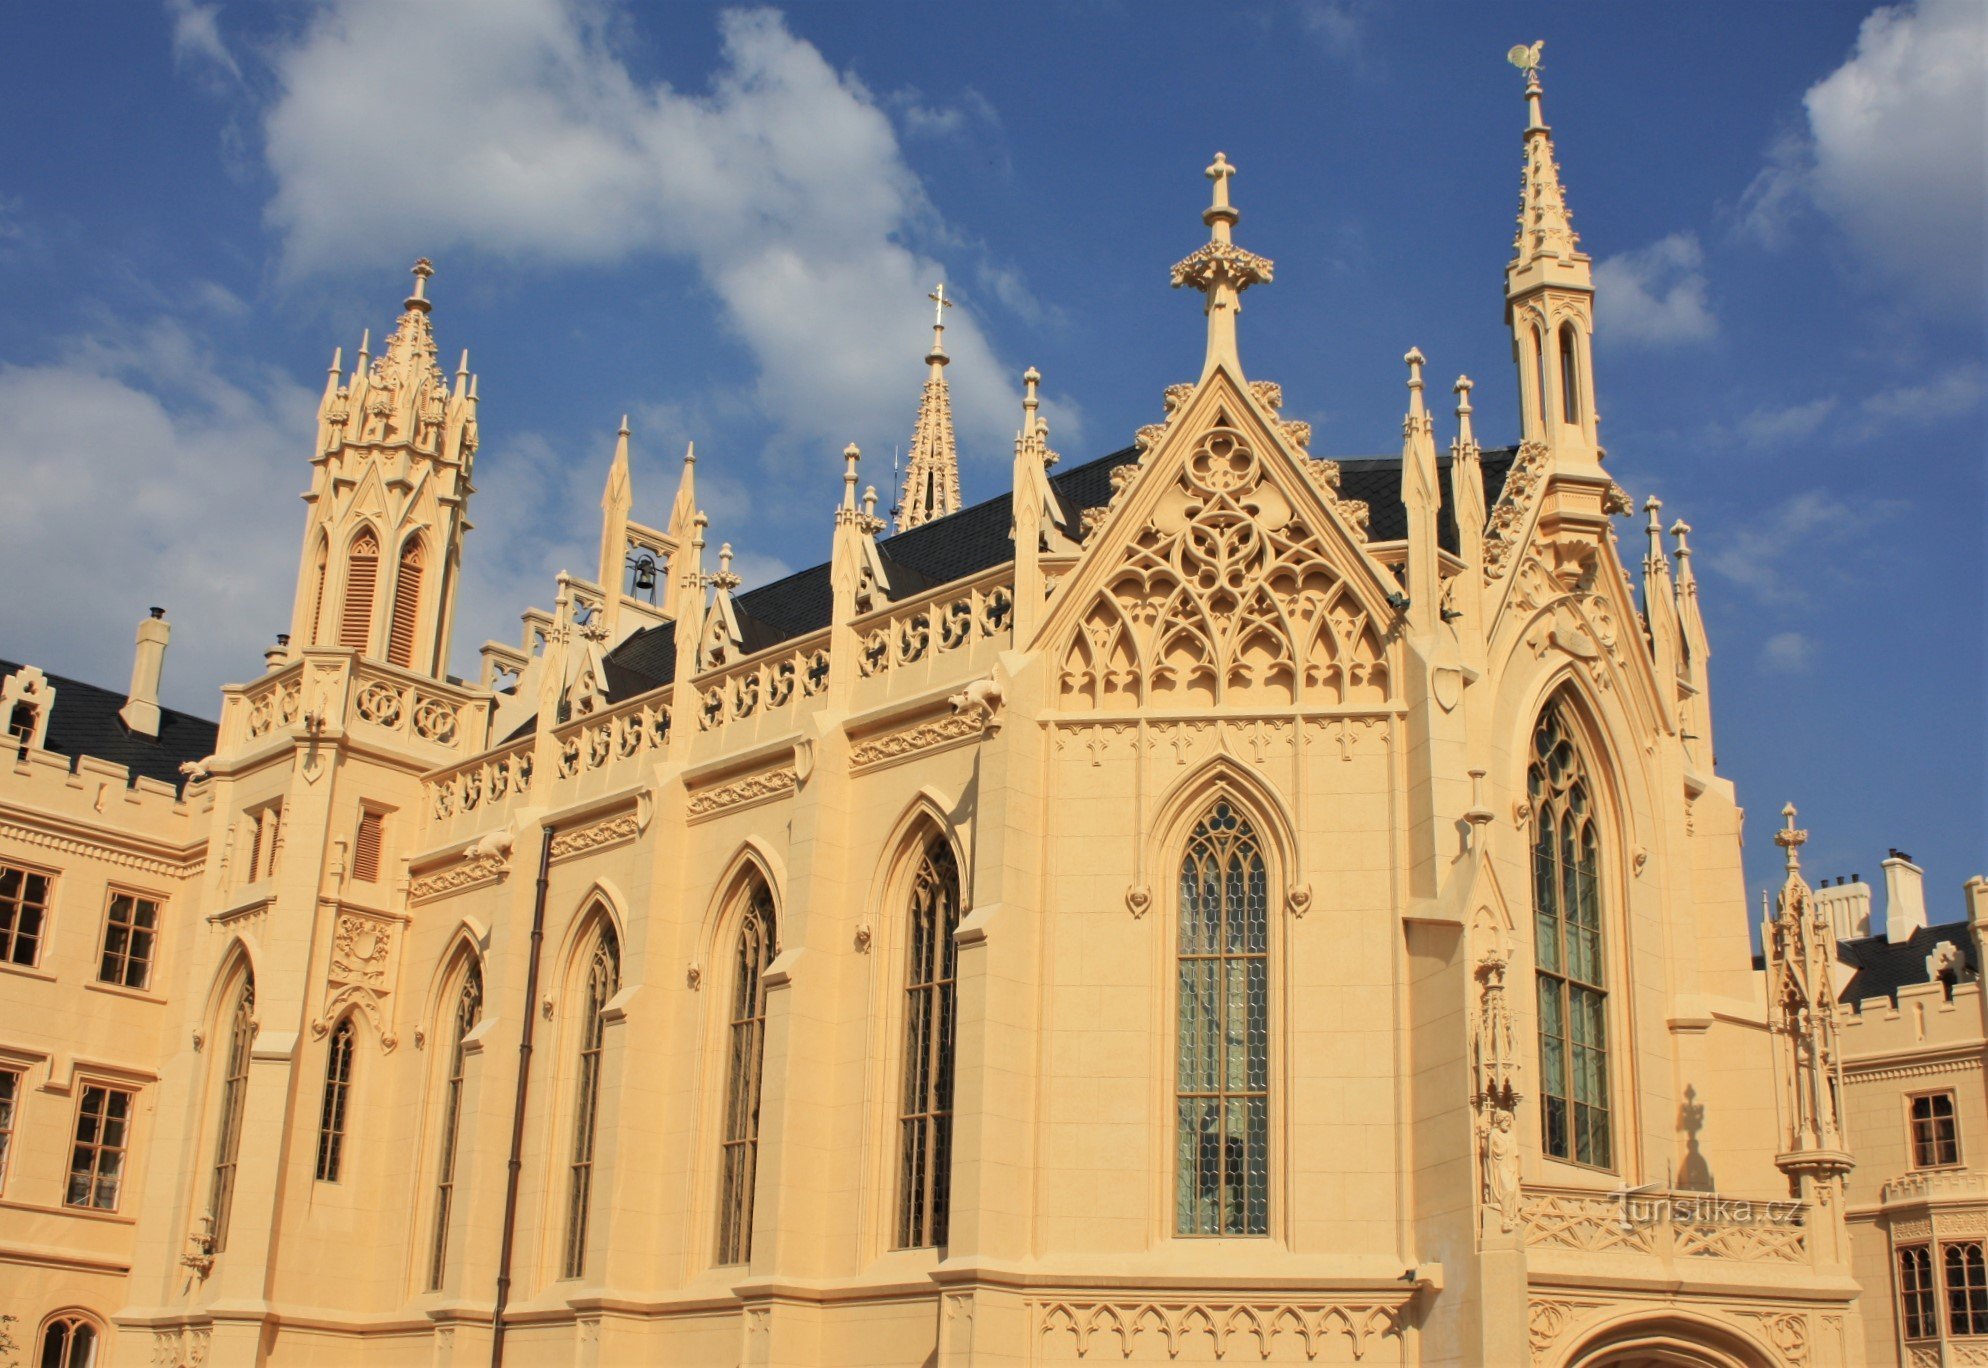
[563, 924, 619, 1279]
[207, 973, 256, 1246]
[717, 882, 776, 1264]
[428, 960, 482, 1290]
[1175, 800, 1269, 1236]
[896, 838, 962, 1248]
[1531, 703, 1611, 1168]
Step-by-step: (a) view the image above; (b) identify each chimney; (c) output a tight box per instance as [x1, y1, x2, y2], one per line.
[1815, 876, 1872, 942]
[1884, 850, 1928, 943]
[119, 608, 168, 738]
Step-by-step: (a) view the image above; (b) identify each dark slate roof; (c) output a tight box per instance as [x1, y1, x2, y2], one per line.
[593, 440, 1518, 703]
[0, 658, 218, 790]
[1839, 922, 1979, 1006]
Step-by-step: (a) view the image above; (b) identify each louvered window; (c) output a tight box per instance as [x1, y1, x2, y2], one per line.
[352, 809, 384, 884]
[339, 531, 379, 652]
[387, 538, 424, 669]
[717, 883, 776, 1264]
[896, 838, 962, 1249]
[308, 538, 328, 644]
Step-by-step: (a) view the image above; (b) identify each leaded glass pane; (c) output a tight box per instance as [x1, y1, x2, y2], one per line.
[1530, 701, 1613, 1168]
[896, 838, 962, 1248]
[1174, 801, 1269, 1236]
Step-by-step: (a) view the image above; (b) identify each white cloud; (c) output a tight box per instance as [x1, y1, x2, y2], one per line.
[259, 1, 1050, 465]
[1296, 1, 1368, 61]
[1859, 362, 1985, 423]
[0, 323, 311, 712]
[1594, 233, 1717, 345]
[1760, 631, 1816, 674]
[1739, 0, 1986, 312]
[1738, 397, 1838, 449]
[164, 0, 243, 89]
[1703, 488, 1904, 607]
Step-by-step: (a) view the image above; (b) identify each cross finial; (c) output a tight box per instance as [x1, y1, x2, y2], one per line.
[929, 283, 953, 328]
[1207, 152, 1236, 211]
[1774, 802, 1809, 872]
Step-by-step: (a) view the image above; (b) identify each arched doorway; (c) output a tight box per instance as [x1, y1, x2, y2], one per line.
[1566, 1314, 1781, 1368]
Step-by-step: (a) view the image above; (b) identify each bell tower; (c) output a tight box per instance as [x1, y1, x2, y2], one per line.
[288, 260, 479, 679]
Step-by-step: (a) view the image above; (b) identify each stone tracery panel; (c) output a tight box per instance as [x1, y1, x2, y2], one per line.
[1058, 421, 1388, 710]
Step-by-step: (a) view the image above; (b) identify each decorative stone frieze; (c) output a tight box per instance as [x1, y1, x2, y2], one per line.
[1032, 1296, 1407, 1362]
[684, 768, 798, 821]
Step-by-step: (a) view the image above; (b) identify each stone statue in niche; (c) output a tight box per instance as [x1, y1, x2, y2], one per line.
[1481, 1108, 1522, 1232]
[1472, 947, 1524, 1233]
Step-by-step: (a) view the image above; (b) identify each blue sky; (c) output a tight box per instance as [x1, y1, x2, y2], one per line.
[1, 1, 1981, 915]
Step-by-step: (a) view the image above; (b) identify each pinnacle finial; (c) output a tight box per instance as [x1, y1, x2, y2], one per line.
[618, 413, 630, 437]
[684, 440, 697, 466]
[926, 282, 953, 367]
[1643, 495, 1667, 566]
[1508, 41, 1545, 128]
[1205, 152, 1238, 230]
[406, 258, 435, 312]
[691, 509, 709, 552]
[1404, 348, 1428, 419]
[1453, 375, 1476, 446]
[842, 443, 861, 510]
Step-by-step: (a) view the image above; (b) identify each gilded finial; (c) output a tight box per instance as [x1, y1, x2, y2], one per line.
[1508, 41, 1545, 127]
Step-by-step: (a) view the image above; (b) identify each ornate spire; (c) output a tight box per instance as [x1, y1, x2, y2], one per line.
[896, 284, 962, 531]
[1506, 44, 1588, 279]
[1171, 153, 1274, 381]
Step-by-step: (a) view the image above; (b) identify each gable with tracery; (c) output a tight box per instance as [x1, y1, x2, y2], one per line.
[1055, 412, 1389, 711]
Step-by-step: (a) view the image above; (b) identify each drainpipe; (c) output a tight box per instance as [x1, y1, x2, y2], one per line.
[491, 822, 554, 1367]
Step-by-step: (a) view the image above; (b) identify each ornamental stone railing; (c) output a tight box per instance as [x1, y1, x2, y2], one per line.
[848, 571, 1013, 715]
[1882, 1169, 1988, 1207]
[695, 633, 829, 736]
[220, 653, 488, 760]
[551, 690, 673, 784]
[1518, 1185, 1809, 1265]
[423, 735, 536, 846]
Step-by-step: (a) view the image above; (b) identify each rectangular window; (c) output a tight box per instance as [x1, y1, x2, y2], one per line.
[66, 1084, 133, 1211]
[7, 705, 36, 745]
[1951, 1241, 1988, 1336]
[352, 808, 384, 884]
[0, 863, 52, 967]
[98, 891, 161, 990]
[0, 1068, 19, 1194]
[1912, 1092, 1961, 1169]
[1899, 1244, 1937, 1340]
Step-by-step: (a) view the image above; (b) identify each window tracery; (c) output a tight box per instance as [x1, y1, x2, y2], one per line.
[1175, 799, 1269, 1236]
[1530, 702, 1611, 1168]
[1058, 421, 1386, 710]
[562, 921, 619, 1279]
[717, 881, 775, 1265]
[37, 1315, 98, 1368]
[896, 837, 962, 1249]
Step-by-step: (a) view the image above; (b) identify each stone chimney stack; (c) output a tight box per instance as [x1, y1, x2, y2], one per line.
[119, 607, 169, 738]
[1884, 850, 1928, 943]
[1815, 877, 1872, 942]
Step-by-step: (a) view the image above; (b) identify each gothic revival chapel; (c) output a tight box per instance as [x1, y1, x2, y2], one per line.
[0, 56, 1877, 1367]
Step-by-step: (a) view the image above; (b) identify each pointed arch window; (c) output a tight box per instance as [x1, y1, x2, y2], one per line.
[428, 959, 482, 1290]
[1558, 322, 1582, 425]
[37, 1315, 98, 1368]
[1175, 800, 1269, 1236]
[313, 1019, 356, 1182]
[562, 922, 619, 1279]
[387, 537, 425, 670]
[339, 531, 380, 653]
[308, 536, 329, 646]
[896, 836, 962, 1249]
[207, 971, 256, 1252]
[1531, 703, 1611, 1168]
[717, 881, 776, 1265]
[1531, 326, 1548, 428]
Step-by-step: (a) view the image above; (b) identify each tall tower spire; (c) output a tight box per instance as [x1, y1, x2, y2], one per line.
[1171, 152, 1274, 381]
[289, 259, 478, 678]
[895, 284, 962, 532]
[1503, 43, 1598, 462]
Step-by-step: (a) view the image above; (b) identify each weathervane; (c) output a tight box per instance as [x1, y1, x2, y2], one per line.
[1506, 40, 1543, 78]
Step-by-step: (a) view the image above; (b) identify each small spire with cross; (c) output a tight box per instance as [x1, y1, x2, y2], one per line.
[1171, 152, 1274, 381]
[1775, 802, 1809, 872]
